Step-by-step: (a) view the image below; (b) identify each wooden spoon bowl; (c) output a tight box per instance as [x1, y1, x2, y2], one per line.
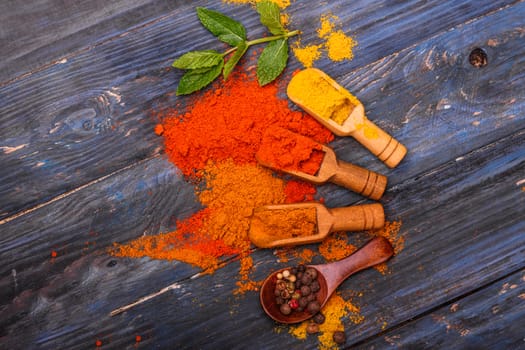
[259, 236, 394, 324]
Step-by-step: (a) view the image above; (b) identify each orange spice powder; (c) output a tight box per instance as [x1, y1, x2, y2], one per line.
[113, 71, 334, 291]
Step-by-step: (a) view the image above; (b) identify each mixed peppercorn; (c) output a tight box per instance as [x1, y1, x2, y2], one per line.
[273, 264, 347, 345]
[274, 264, 321, 316]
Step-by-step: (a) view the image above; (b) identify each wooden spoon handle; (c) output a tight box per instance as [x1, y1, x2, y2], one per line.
[330, 203, 384, 232]
[317, 236, 394, 297]
[331, 160, 387, 200]
[350, 117, 407, 168]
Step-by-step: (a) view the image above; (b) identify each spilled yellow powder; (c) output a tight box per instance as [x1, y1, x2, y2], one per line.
[318, 14, 337, 38]
[292, 43, 322, 68]
[224, 0, 291, 8]
[293, 12, 357, 68]
[319, 232, 357, 261]
[326, 31, 356, 61]
[289, 292, 364, 350]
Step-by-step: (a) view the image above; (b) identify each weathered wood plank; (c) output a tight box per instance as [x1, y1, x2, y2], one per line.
[1, 123, 523, 349]
[0, 157, 201, 304]
[0, 0, 185, 83]
[1, 1, 525, 349]
[0, 0, 518, 220]
[354, 269, 525, 349]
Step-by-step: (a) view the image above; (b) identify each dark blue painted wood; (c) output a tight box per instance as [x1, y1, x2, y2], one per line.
[0, 0, 517, 220]
[1, 1, 525, 349]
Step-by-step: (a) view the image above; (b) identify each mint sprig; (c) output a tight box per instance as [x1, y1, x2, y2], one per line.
[172, 1, 300, 95]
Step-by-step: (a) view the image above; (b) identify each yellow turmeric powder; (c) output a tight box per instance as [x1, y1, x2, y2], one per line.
[289, 291, 363, 350]
[292, 42, 322, 68]
[249, 207, 318, 246]
[288, 69, 360, 125]
[293, 12, 357, 68]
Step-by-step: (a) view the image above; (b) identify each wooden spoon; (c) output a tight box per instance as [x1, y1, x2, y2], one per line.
[257, 143, 387, 200]
[287, 68, 407, 168]
[249, 202, 384, 248]
[259, 236, 394, 324]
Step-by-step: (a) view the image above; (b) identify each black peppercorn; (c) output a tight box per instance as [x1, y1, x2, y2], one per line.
[275, 296, 285, 305]
[313, 312, 325, 324]
[306, 322, 319, 334]
[307, 300, 321, 314]
[332, 331, 346, 344]
[299, 297, 309, 309]
[300, 285, 311, 297]
[307, 293, 317, 302]
[301, 274, 312, 285]
[280, 303, 292, 315]
[305, 267, 317, 279]
[310, 280, 320, 293]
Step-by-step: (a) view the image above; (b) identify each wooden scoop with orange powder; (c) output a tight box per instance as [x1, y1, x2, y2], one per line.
[248, 202, 384, 248]
[287, 68, 407, 168]
[256, 126, 387, 200]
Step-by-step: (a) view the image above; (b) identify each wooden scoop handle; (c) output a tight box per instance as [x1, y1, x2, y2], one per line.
[330, 203, 384, 232]
[349, 115, 407, 168]
[331, 160, 387, 200]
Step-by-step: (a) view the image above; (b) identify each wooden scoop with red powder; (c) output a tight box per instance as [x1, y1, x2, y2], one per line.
[256, 126, 387, 200]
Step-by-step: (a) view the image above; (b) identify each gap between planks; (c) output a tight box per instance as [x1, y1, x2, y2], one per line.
[0, 155, 159, 226]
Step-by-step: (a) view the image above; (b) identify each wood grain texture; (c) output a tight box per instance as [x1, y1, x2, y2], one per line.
[1, 0, 525, 349]
[0, 0, 187, 83]
[353, 269, 525, 349]
[0, 0, 517, 220]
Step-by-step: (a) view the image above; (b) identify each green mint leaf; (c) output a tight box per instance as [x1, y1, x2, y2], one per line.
[196, 7, 247, 46]
[176, 60, 224, 95]
[257, 38, 288, 86]
[256, 1, 285, 35]
[172, 50, 223, 69]
[223, 42, 248, 80]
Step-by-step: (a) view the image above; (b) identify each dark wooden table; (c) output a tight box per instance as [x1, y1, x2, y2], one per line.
[1, 1, 524, 349]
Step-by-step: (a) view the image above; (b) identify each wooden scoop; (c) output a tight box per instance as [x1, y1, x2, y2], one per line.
[259, 236, 394, 323]
[287, 68, 407, 168]
[248, 202, 384, 248]
[257, 143, 387, 200]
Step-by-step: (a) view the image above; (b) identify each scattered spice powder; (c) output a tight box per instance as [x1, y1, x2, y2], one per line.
[292, 42, 322, 68]
[289, 292, 363, 350]
[275, 247, 315, 264]
[256, 126, 325, 175]
[293, 13, 357, 68]
[249, 207, 318, 247]
[114, 70, 333, 292]
[318, 232, 357, 261]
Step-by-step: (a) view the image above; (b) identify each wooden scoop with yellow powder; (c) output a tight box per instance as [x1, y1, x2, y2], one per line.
[287, 68, 407, 168]
[248, 202, 384, 248]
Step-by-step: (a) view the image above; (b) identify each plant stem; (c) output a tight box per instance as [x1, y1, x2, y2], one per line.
[222, 29, 300, 57]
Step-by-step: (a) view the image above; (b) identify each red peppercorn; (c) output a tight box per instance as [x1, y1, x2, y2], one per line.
[289, 299, 299, 309]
